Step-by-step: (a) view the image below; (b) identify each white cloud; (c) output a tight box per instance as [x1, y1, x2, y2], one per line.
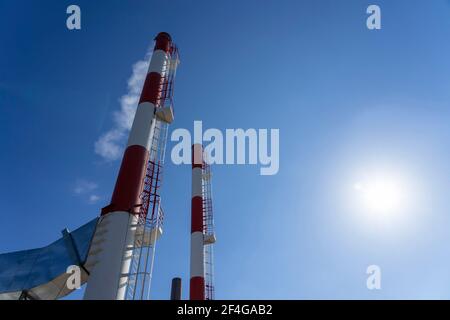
[88, 195, 101, 204]
[74, 179, 98, 195]
[95, 48, 153, 161]
[73, 179, 102, 205]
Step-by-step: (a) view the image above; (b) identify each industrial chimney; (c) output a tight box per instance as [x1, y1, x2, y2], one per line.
[190, 144, 216, 300]
[84, 32, 177, 300]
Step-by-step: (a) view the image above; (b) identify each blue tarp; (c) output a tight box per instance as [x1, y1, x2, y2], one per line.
[0, 218, 97, 296]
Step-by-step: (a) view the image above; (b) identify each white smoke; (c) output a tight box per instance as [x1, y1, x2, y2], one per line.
[95, 48, 152, 161]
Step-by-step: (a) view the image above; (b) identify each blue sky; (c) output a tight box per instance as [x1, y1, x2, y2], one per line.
[1, 0, 450, 299]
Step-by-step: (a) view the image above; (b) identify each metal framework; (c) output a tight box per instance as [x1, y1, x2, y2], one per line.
[202, 160, 215, 300]
[124, 43, 179, 300]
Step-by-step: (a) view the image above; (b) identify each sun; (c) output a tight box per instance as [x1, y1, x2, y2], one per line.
[353, 175, 407, 219]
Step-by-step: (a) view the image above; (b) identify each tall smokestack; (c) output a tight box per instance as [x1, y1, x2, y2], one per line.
[84, 32, 173, 300]
[170, 277, 182, 300]
[190, 144, 205, 300]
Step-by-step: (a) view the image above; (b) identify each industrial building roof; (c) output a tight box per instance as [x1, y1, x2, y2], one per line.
[0, 218, 97, 300]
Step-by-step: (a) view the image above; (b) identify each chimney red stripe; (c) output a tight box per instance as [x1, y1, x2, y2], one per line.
[190, 277, 205, 300]
[139, 72, 162, 105]
[191, 196, 204, 233]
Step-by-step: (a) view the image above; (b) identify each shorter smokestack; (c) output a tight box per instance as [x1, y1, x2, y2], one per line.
[170, 277, 182, 300]
[190, 144, 205, 300]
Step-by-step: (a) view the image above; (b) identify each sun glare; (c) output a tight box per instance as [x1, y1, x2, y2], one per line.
[353, 174, 408, 220]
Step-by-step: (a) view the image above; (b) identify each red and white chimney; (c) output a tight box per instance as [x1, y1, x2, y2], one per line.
[84, 32, 172, 300]
[190, 144, 205, 300]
